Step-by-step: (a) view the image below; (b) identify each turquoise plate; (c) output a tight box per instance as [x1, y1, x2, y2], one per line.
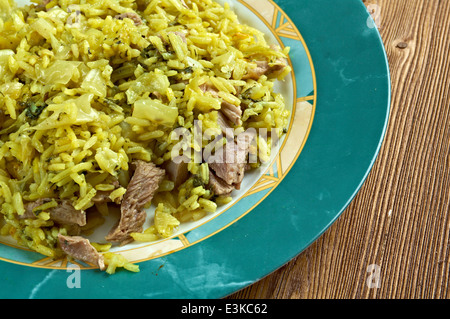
[0, 0, 390, 298]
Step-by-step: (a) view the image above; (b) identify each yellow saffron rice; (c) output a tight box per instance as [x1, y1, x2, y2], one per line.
[0, 0, 291, 273]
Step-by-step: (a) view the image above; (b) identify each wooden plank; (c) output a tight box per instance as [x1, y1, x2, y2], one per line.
[229, 0, 450, 299]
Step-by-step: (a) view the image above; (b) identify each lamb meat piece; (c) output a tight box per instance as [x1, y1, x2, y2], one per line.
[199, 83, 219, 96]
[199, 83, 243, 126]
[22, 199, 86, 227]
[164, 157, 189, 188]
[242, 60, 271, 80]
[208, 131, 256, 186]
[268, 44, 289, 78]
[217, 111, 233, 135]
[91, 179, 122, 205]
[220, 101, 242, 126]
[208, 169, 235, 196]
[268, 56, 289, 78]
[51, 200, 87, 227]
[91, 191, 113, 204]
[58, 234, 105, 270]
[105, 161, 165, 245]
[20, 200, 45, 219]
[243, 46, 289, 80]
[236, 130, 257, 157]
[208, 142, 243, 186]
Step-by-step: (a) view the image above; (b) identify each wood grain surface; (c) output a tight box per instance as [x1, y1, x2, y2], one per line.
[228, 0, 450, 299]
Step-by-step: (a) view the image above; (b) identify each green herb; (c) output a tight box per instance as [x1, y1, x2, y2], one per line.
[111, 63, 137, 83]
[192, 175, 205, 188]
[140, 44, 158, 59]
[183, 66, 193, 73]
[22, 101, 48, 120]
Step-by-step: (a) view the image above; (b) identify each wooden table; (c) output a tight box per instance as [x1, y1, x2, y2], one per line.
[228, 0, 450, 299]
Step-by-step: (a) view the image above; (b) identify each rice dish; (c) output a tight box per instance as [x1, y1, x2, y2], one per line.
[0, 0, 291, 273]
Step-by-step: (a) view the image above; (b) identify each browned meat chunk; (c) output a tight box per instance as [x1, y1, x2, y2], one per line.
[58, 234, 105, 270]
[91, 179, 122, 204]
[207, 131, 256, 187]
[243, 45, 289, 80]
[208, 142, 243, 185]
[114, 12, 143, 26]
[208, 169, 235, 196]
[22, 199, 86, 227]
[21, 200, 45, 219]
[217, 111, 233, 135]
[268, 56, 289, 78]
[220, 101, 242, 126]
[199, 83, 243, 126]
[242, 60, 271, 80]
[91, 191, 113, 204]
[199, 83, 218, 96]
[105, 161, 165, 245]
[51, 200, 87, 226]
[164, 158, 189, 188]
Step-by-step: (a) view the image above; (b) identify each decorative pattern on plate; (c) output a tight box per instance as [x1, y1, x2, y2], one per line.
[0, 0, 316, 269]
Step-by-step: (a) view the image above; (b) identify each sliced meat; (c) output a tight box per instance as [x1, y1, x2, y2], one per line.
[58, 234, 106, 270]
[220, 101, 242, 126]
[243, 47, 289, 80]
[22, 199, 86, 227]
[217, 111, 233, 135]
[199, 83, 242, 126]
[114, 12, 143, 26]
[91, 191, 112, 204]
[51, 200, 87, 226]
[242, 60, 270, 80]
[268, 44, 289, 78]
[268, 56, 289, 78]
[199, 83, 219, 97]
[207, 131, 256, 186]
[105, 161, 165, 245]
[164, 157, 189, 188]
[208, 142, 243, 186]
[21, 200, 46, 219]
[236, 131, 257, 158]
[208, 169, 234, 196]
[91, 179, 122, 205]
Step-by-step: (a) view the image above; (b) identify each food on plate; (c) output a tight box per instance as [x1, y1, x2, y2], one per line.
[0, 0, 291, 273]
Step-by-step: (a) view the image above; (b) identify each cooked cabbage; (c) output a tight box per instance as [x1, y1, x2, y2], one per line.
[126, 71, 170, 104]
[132, 98, 178, 126]
[39, 60, 81, 85]
[81, 69, 107, 98]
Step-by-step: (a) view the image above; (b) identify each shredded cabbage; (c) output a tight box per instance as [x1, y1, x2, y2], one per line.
[39, 60, 81, 85]
[132, 98, 178, 126]
[81, 69, 107, 98]
[126, 70, 170, 104]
